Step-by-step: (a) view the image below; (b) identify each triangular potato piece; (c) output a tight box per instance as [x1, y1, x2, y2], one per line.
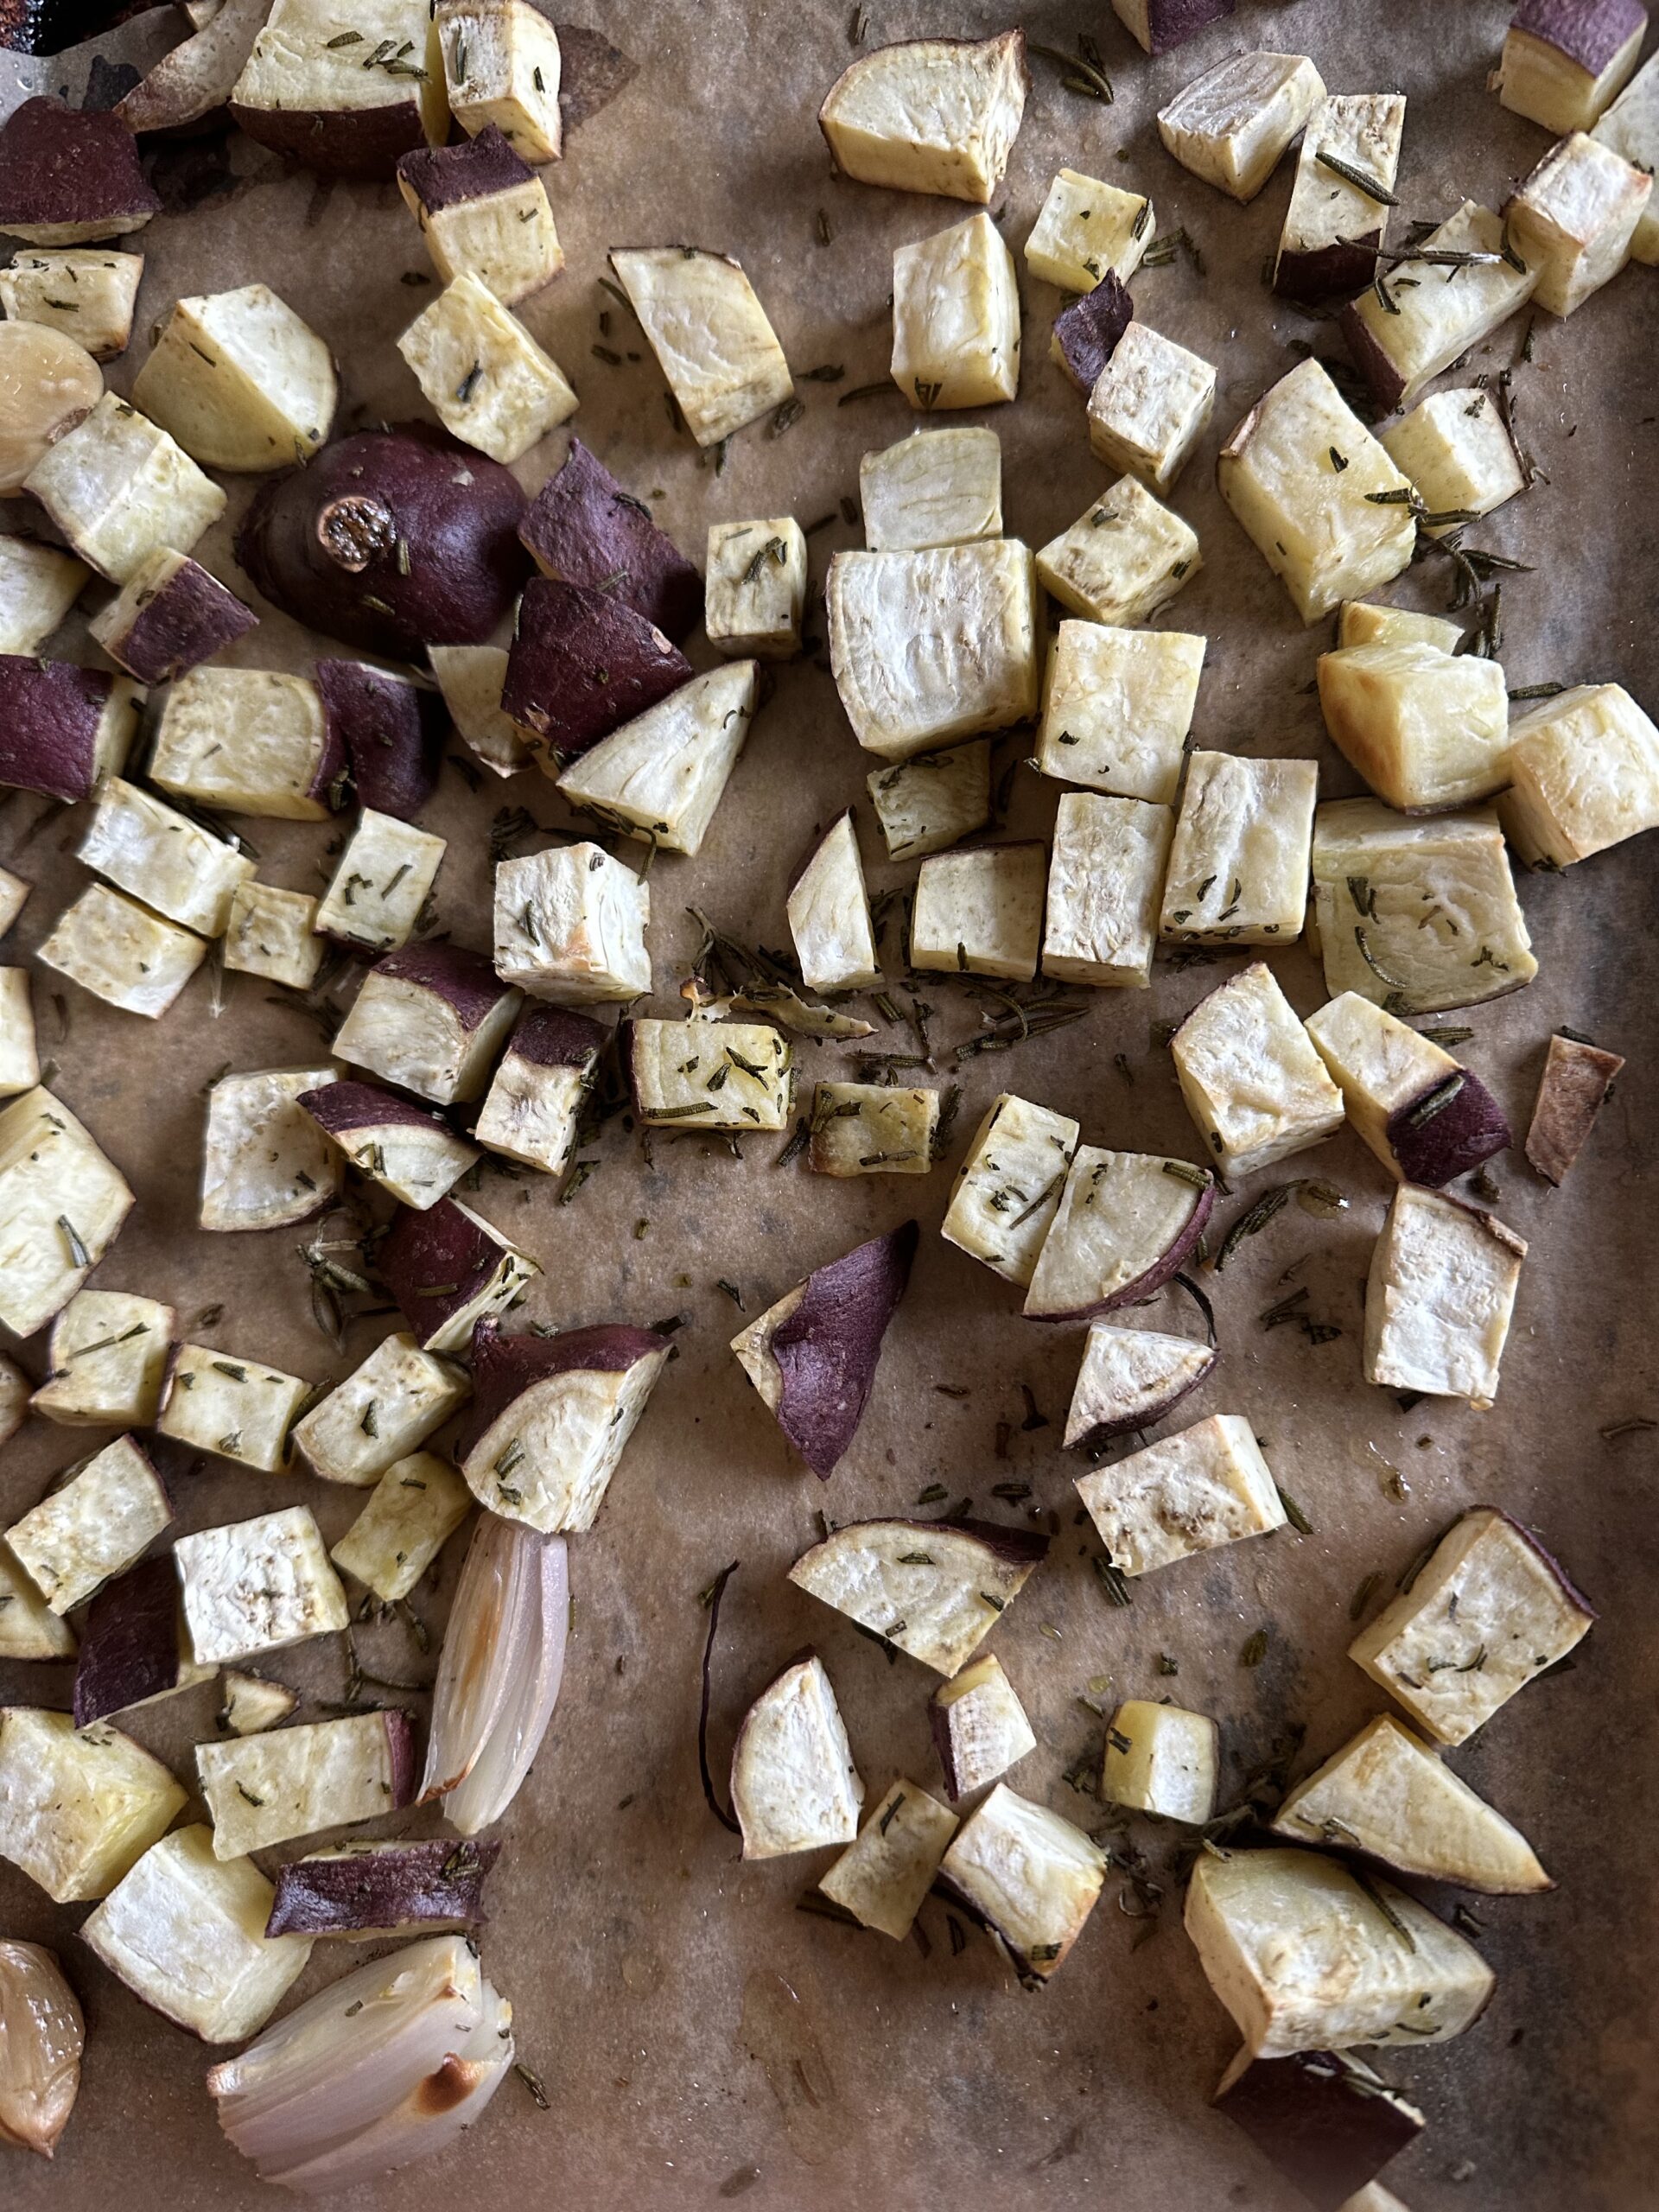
[1023, 1144, 1213, 1320]
[788, 1516, 1046, 1676]
[731, 1654, 862, 1859]
[556, 660, 758, 855]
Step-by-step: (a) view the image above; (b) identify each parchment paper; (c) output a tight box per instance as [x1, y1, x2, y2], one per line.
[3, 3, 1658, 2208]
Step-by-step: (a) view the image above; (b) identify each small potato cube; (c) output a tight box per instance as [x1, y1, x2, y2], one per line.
[1274, 93, 1406, 301]
[1160, 752, 1317, 945]
[556, 661, 759, 857]
[230, 0, 447, 180]
[316, 810, 445, 954]
[1102, 1700, 1217, 1822]
[32, 1288, 172, 1427]
[158, 1344, 311, 1472]
[1036, 475, 1200, 626]
[38, 883, 207, 1020]
[7, 1435, 171, 1615]
[1306, 992, 1510, 1186]
[787, 812, 880, 993]
[177, 1506, 348, 1666]
[931, 1655, 1036, 1798]
[474, 1004, 606, 1176]
[88, 546, 258, 685]
[493, 842, 651, 1002]
[397, 270, 576, 465]
[817, 31, 1027, 204]
[78, 776, 255, 938]
[1593, 52, 1659, 261]
[1498, 680, 1659, 867]
[294, 1331, 470, 1488]
[1363, 1184, 1526, 1408]
[1317, 644, 1511, 812]
[1380, 387, 1527, 538]
[223, 880, 325, 991]
[1507, 129, 1652, 315]
[609, 246, 793, 447]
[1076, 1413, 1286, 1577]
[1217, 359, 1415, 623]
[1025, 168, 1154, 292]
[940, 1784, 1105, 1980]
[200, 1066, 340, 1235]
[22, 391, 226, 583]
[1036, 620, 1205, 803]
[330, 1451, 473, 1602]
[0, 99, 159, 246]
[1340, 202, 1539, 415]
[809, 1082, 937, 1177]
[867, 741, 991, 860]
[0, 1544, 75, 1659]
[0, 1709, 184, 1903]
[1338, 602, 1465, 652]
[397, 127, 562, 306]
[133, 284, 336, 473]
[705, 518, 806, 658]
[943, 1091, 1079, 1286]
[150, 667, 340, 822]
[1495, 0, 1647, 135]
[0, 534, 87, 651]
[438, 0, 563, 164]
[301, 1080, 477, 1210]
[0, 1085, 133, 1338]
[1087, 321, 1217, 494]
[911, 843, 1046, 981]
[628, 1018, 791, 1132]
[0, 248, 143, 359]
[197, 1711, 410, 1859]
[334, 944, 522, 1106]
[428, 643, 528, 777]
[732, 1655, 862, 1860]
[1172, 963, 1344, 1178]
[1157, 51, 1326, 201]
[892, 212, 1020, 410]
[818, 1779, 957, 1942]
[0, 968, 36, 1096]
[860, 426, 1002, 552]
[1043, 791, 1172, 988]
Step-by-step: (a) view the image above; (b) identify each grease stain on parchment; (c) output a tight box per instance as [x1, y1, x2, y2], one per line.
[738, 1970, 838, 2167]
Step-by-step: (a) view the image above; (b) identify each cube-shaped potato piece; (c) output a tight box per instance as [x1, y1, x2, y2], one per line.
[0, 1708, 185, 1903]
[78, 776, 254, 938]
[1593, 52, 1659, 261]
[428, 643, 528, 777]
[87, 546, 259, 684]
[892, 212, 1020, 410]
[867, 741, 991, 860]
[301, 1080, 476, 1211]
[1064, 1322, 1216, 1452]
[293, 1331, 470, 1488]
[1306, 992, 1510, 1186]
[828, 539, 1039, 760]
[39, 884, 207, 1020]
[1043, 791, 1172, 988]
[809, 1082, 937, 1177]
[133, 284, 337, 473]
[0, 533, 86, 651]
[818, 1778, 957, 1941]
[818, 30, 1027, 204]
[1506, 130, 1651, 315]
[1310, 800, 1538, 1012]
[1157, 51, 1325, 201]
[1363, 1184, 1526, 1408]
[222, 880, 325, 991]
[0, 248, 142, 359]
[1274, 93, 1406, 301]
[151, 667, 340, 822]
[334, 944, 522, 1106]
[0, 967, 36, 1096]
[0, 1543, 76, 1659]
[1077, 1414, 1286, 1577]
[397, 270, 576, 465]
[1161, 752, 1317, 945]
[1025, 168, 1154, 292]
[6, 1435, 171, 1615]
[609, 246, 792, 447]
[940, 1784, 1105, 1980]
[177, 1505, 349, 1667]
[0, 97, 157, 245]
[200, 1065, 340, 1235]
[705, 518, 806, 658]
[1317, 644, 1511, 812]
[315, 810, 445, 954]
[493, 842, 651, 1002]
[1217, 360, 1415, 623]
[1102, 1700, 1217, 1822]
[1350, 1505, 1593, 1745]
[1338, 601, 1464, 653]
[912, 843, 1046, 981]
[1380, 388, 1527, 539]
[22, 391, 226, 583]
[397, 126, 563, 306]
[197, 1710, 412, 1859]
[1172, 963, 1345, 1179]
[0, 1085, 133, 1338]
[1495, 0, 1647, 135]
[859, 427, 1002, 552]
[32, 1288, 174, 1427]
[1087, 321, 1217, 495]
[931, 1655, 1036, 1798]
[330, 1450, 473, 1602]
[1037, 475, 1199, 626]
[474, 1003, 605, 1175]
[1111, 0, 1237, 55]
[1036, 621, 1205, 803]
[628, 1017, 791, 1131]
[1498, 680, 1659, 867]
[1340, 202, 1539, 415]
[0, 656, 139, 804]
[943, 1092, 1079, 1286]
[787, 812, 879, 993]
[158, 1344, 311, 1472]
[557, 661, 758, 857]
[229, 0, 447, 181]
[437, 0, 563, 165]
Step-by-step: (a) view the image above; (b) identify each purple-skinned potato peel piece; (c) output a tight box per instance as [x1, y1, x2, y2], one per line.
[1212, 2049, 1424, 2212]
[1386, 1070, 1511, 1187]
[1051, 270, 1133, 393]
[73, 1555, 193, 1729]
[768, 1222, 918, 1477]
[501, 575, 692, 762]
[518, 440, 702, 642]
[315, 659, 447, 822]
[264, 1837, 499, 1940]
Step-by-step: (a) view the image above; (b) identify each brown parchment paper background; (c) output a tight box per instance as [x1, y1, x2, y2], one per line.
[3, 3, 1659, 2206]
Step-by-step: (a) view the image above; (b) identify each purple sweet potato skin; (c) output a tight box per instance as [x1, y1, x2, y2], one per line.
[501, 576, 692, 761]
[380, 1198, 501, 1339]
[1387, 1071, 1511, 1187]
[228, 98, 429, 182]
[1215, 2050, 1423, 2212]
[518, 441, 702, 642]
[264, 1837, 500, 1939]
[1027, 1179, 1216, 1324]
[73, 1555, 183, 1729]
[299, 1078, 451, 1140]
[372, 941, 512, 1035]
[397, 124, 535, 214]
[0, 656, 118, 802]
[1512, 0, 1646, 72]
[1052, 271, 1133, 392]
[461, 1315, 669, 1453]
[1274, 234, 1386, 304]
[1337, 300, 1407, 414]
[507, 1002, 610, 1071]
[109, 558, 257, 685]
[1483, 1505, 1598, 1621]
[0, 99, 161, 231]
[771, 1222, 918, 1477]
[385, 1707, 416, 1808]
[316, 659, 447, 821]
[1141, 0, 1236, 52]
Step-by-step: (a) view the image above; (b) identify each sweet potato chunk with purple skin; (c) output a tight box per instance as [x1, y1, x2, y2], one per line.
[332, 942, 522, 1108]
[788, 1516, 1047, 1676]
[230, 0, 447, 181]
[379, 1196, 540, 1355]
[474, 1002, 607, 1175]
[0, 657, 139, 803]
[397, 125, 563, 307]
[1526, 1031, 1624, 1185]
[518, 440, 702, 642]
[0, 99, 160, 247]
[1111, 0, 1236, 55]
[299, 1077, 477, 1210]
[89, 550, 257, 686]
[264, 1837, 499, 1940]
[502, 575, 692, 765]
[1214, 2049, 1425, 2212]
[73, 1555, 212, 1730]
[1495, 0, 1648, 134]
[1050, 270, 1134, 393]
[315, 659, 447, 823]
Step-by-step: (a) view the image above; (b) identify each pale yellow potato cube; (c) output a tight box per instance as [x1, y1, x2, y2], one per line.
[294, 1332, 469, 1488]
[0, 1709, 185, 1904]
[0, 534, 86, 652]
[818, 1779, 957, 1942]
[1024, 168, 1154, 290]
[705, 518, 806, 658]
[557, 662, 758, 859]
[1495, 8, 1646, 136]
[223, 881, 325, 991]
[1101, 1699, 1217, 1822]
[786, 811, 880, 993]
[78, 776, 254, 938]
[158, 1344, 311, 1473]
[132, 283, 336, 473]
[1076, 1414, 1286, 1577]
[1172, 961, 1344, 1178]
[1340, 202, 1539, 414]
[892, 212, 1020, 410]
[330, 1451, 473, 1603]
[428, 643, 528, 776]
[1506, 130, 1651, 315]
[818, 30, 1027, 204]
[32, 1287, 174, 1427]
[808, 1082, 937, 1177]
[1380, 387, 1527, 537]
[609, 246, 792, 448]
[6, 1434, 171, 1614]
[1338, 601, 1465, 652]
[0, 1544, 76, 1659]
[150, 667, 334, 821]
[0, 248, 142, 359]
[1036, 620, 1204, 803]
[493, 842, 651, 1003]
[38, 884, 207, 1020]
[22, 391, 226, 583]
[1498, 680, 1659, 867]
[942, 1091, 1080, 1286]
[1160, 751, 1317, 945]
[438, 0, 563, 164]
[398, 162, 562, 307]
[1363, 1184, 1526, 1408]
[628, 1017, 791, 1132]
[1157, 51, 1325, 202]
[1274, 94, 1405, 296]
[1593, 53, 1659, 261]
[1042, 791, 1172, 988]
[315, 810, 446, 954]
[859, 426, 1002, 551]
[1304, 991, 1463, 1178]
[397, 270, 575, 464]
[1086, 321, 1217, 494]
[1316, 643, 1511, 812]
[911, 843, 1046, 981]
[0, 1086, 133, 1339]
[931, 1655, 1036, 1796]
[867, 742, 991, 861]
[1036, 474, 1199, 626]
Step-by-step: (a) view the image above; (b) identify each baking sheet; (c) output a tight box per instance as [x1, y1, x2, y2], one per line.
[3, 2, 1658, 2206]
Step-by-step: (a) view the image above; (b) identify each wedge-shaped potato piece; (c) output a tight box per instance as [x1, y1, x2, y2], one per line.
[397, 125, 562, 307]
[868, 743, 991, 862]
[300, 1080, 476, 1211]
[0, 967, 36, 1097]
[6, 1436, 171, 1616]
[1594, 51, 1659, 259]
[1351, 1507, 1593, 1745]
[1172, 963, 1344, 1179]
[628, 1016, 791, 1131]
[0, 656, 138, 804]
[931, 1654, 1035, 1799]
[1044, 791, 1172, 988]
[39, 886, 205, 1021]
[1025, 1145, 1212, 1321]
[315, 659, 443, 823]
[809, 1082, 937, 1177]
[1037, 475, 1199, 626]
[1310, 800, 1537, 1013]
[457, 1318, 668, 1531]
[265, 1834, 498, 1939]
[0, 534, 86, 652]
[81, 1825, 309, 2042]
[860, 427, 1002, 552]
[89, 546, 257, 684]
[0, 1544, 76, 1660]
[1363, 1184, 1526, 1408]
[1495, 0, 1647, 134]
[1507, 130, 1651, 315]
[1185, 1847, 1494, 2058]
[315, 810, 445, 955]
[705, 519, 805, 658]
[941, 1093, 1078, 1287]
[379, 1195, 540, 1354]
[220, 1677, 303, 1746]
[1087, 321, 1217, 496]
[818, 1779, 957, 1939]
[474, 1003, 605, 1175]
[151, 667, 340, 822]
[940, 1783, 1104, 1980]
[22, 391, 225, 583]
[334, 943, 522, 1105]
[1025, 168, 1154, 292]
[223, 881, 324, 992]
[1162, 753, 1317, 946]
[732, 1654, 862, 1861]
[1158, 52, 1325, 201]
[1526, 1029, 1623, 1183]
[1111, 0, 1236, 55]
[198, 1711, 414, 1859]
[32, 1288, 172, 1428]
[828, 539, 1039, 760]
[1036, 622, 1203, 804]
[72, 1556, 213, 1728]
[293, 1331, 470, 1488]
[78, 778, 251, 940]
[1065, 1323, 1215, 1452]
[133, 285, 335, 474]
[1050, 271, 1133, 391]
[229, 0, 447, 180]
[557, 660, 758, 856]
[1340, 203, 1540, 416]
[503, 575, 692, 766]
[1306, 993, 1510, 1186]
[1103, 1699, 1217, 1821]
[892, 212, 1020, 410]
[330, 1452, 473, 1604]
[788, 1516, 1046, 1677]
[177, 1506, 350, 1667]
[0, 1085, 133, 1338]
[1379, 388, 1527, 541]
[1077, 1414, 1285, 1577]
[1274, 93, 1406, 301]
[0, 98, 160, 245]
[1218, 361, 1414, 622]
[494, 842, 651, 1005]
[609, 246, 792, 447]
[1272, 1713, 1550, 1893]
[428, 643, 527, 778]
[1498, 679, 1659, 868]
[200, 1067, 339, 1235]
[1214, 2049, 1425, 2212]
[911, 842, 1046, 981]
[0, 1708, 184, 1902]
[158, 1343, 311, 1471]
[1338, 601, 1464, 652]
[787, 813, 879, 994]
[437, 0, 563, 164]
[819, 31, 1027, 203]
[398, 270, 576, 465]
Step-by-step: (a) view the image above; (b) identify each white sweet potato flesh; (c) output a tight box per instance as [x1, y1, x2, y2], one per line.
[158, 1344, 312, 1472]
[0, 1708, 185, 1903]
[197, 1713, 408, 1858]
[940, 1783, 1105, 1978]
[1156, 52, 1325, 201]
[1317, 645, 1511, 813]
[1172, 962, 1344, 1179]
[931, 1654, 1035, 1796]
[557, 661, 758, 857]
[22, 391, 226, 584]
[1023, 1145, 1210, 1321]
[1507, 129, 1651, 316]
[1077, 1414, 1286, 1576]
[439, 0, 564, 163]
[460, 1344, 669, 1532]
[787, 1519, 1044, 1678]
[0, 249, 141, 360]
[0, 1544, 77, 1660]
[1043, 791, 1172, 989]
[397, 270, 576, 466]
[200, 1067, 340, 1233]
[1594, 52, 1659, 261]
[630, 1018, 791, 1131]
[223, 881, 325, 991]
[177, 1506, 350, 1667]
[1036, 476, 1199, 627]
[38, 885, 207, 1021]
[1086, 321, 1217, 495]
[330, 1452, 473, 1603]
[891, 212, 1020, 410]
[5, 1435, 171, 1615]
[1037, 620, 1205, 803]
[910, 843, 1045, 981]
[859, 428, 1002, 553]
[0, 1085, 133, 1338]
[788, 813, 880, 993]
[818, 1780, 957, 1939]
[79, 778, 254, 939]
[1498, 681, 1659, 868]
[808, 1082, 937, 1177]
[1363, 1184, 1525, 1408]
[942, 1092, 1080, 1286]
[0, 534, 87, 652]
[132, 284, 337, 473]
[819, 31, 1027, 203]
[732, 1655, 863, 1860]
[1064, 1323, 1215, 1450]
[1102, 1700, 1217, 1821]
[294, 1332, 470, 1487]
[1379, 387, 1526, 541]
[150, 667, 335, 822]
[705, 520, 805, 658]
[609, 246, 792, 447]
[493, 842, 651, 1003]
[1340, 203, 1538, 413]
[1497, 10, 1646, 135]
[315, 810, 446, 954]
[1025, 168, 1154, 290]
[867, 742, 991, 861]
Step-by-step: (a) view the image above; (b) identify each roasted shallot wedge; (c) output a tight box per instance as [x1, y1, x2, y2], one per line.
[0, 1940, 83, 2158]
